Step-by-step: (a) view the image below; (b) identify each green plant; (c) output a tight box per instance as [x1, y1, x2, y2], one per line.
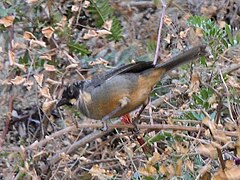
[68, 42, 90, 56]
[87, 0, 122, 41]
[187, 16, 239, 115]
[188, 16, 240, 58]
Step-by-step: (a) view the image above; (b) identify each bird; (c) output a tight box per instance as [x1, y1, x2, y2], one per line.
[57, 45, 206, 130]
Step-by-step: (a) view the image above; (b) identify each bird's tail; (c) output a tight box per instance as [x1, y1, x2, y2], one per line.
[156, 44, 207, 71]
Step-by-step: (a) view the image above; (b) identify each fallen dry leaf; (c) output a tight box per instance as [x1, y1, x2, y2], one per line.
[83, 30, 98, 39]
[8, 49, 15, 65]
[23, 80, 34, 90]
[201, 171, 212, 180]
[89, 165, 113, 179]
[0, 16, 14, 27]
[66, 63, 78, 70]
[196, 144, 218, 159]
[176, 158, 182, 176]
[34, 74, 44, 87]
[210, 141, 222, 149]
[39, 87, 51, 99]
[213, 169, 227, 180]
[115, 152, 126, 166]
[1, 79, 11, 85]
[46, 78, 61, 85]
[42, 26, 54, 39]
[185, 160, 194, 172]
[188, 71, 200, 96]
[225, 160, 235, 169]
[159, 165, 168, 175]
[200, 5, 217, 18]
[89, 57, 109, 66]
[44, 64, 57, 72]
[235, 140, 240, 157]
[14, 63, 27, 72]
[42, 100, 56, 114]
[179, 28, 190, 39]
[202, 117, 217, 135]
[13, 42, 26, 50]
[26, 0, 38, 3]
[30, 39, 46, 48]
[148, 152, 161, 165]
[195, 28, 204, 37]
[198, 164, 211, 178]
[175, 142, 188, 154]
[11, 76, 26, 85]
[166, 164, 175, 176]
[97, 29, 112, 36]
[164, 34, 171, 44]
[164, 15, 172, 26]
[225, 166, 240, 180]
[208, 94, 217, 106]
[138, 164, 157, 176]
[213, 132, 231, 144]
[224, 121, 236, 131]
[218, 20, 226, 28]
[103, 20, 112, 31]
[228, 76, 240, 90]
[56, 16, 67, 29]
[23, 31, 36, 40]
[39, 54, 52, 61]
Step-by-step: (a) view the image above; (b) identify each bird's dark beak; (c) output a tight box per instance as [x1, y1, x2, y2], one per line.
[56, 98, 70, 108]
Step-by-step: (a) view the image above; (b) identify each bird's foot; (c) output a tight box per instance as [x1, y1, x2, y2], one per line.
[101, 121, 108, 131]
[131, 117, 140, 134]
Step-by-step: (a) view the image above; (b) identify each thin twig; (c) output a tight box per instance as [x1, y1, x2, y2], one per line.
[1, 120, 238, 153]
[114, 128, 138, 172]
[176, 133, 209, 144]
[0, 95, 15, 147]
[219, 66, 235, 122]
[151, 86, 188, 108]
[49, 120, 121, 165]
[153, 0, 166, 65]
[39, 123, 205, 152]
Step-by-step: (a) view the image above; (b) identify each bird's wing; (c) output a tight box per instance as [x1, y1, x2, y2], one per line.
[85, 61, 155, 88]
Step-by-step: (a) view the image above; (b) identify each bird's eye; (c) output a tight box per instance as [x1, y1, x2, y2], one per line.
[69, 87, 74, 96]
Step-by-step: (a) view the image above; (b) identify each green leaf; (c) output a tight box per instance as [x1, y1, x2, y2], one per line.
[200, 56, 207, 66]
[221, 38, 229, 48]
[200, 88, 208, 100]
[0, 6, 15, 17]
[34, 58, 45, 68]
[88, 0, 113, 27]
[225, 24, 234, 46]
[19, 51, 29, 65]
[187, 15, 240, 59]
[148, 132, 172, 143]
[68, 42, 90, 56]
[145, 176, 155, 180]
[87, 0, 122, 41]
[107, 16, 122, 41]
[236, 32, 240, 44]
[147, 40, 156, 54]
[192, 94, 204, 105]
[186, 111, 204, 120]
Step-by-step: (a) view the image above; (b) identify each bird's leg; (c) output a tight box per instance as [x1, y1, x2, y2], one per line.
[132, 99, 149, 132]
[101, 97, 130, 131]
